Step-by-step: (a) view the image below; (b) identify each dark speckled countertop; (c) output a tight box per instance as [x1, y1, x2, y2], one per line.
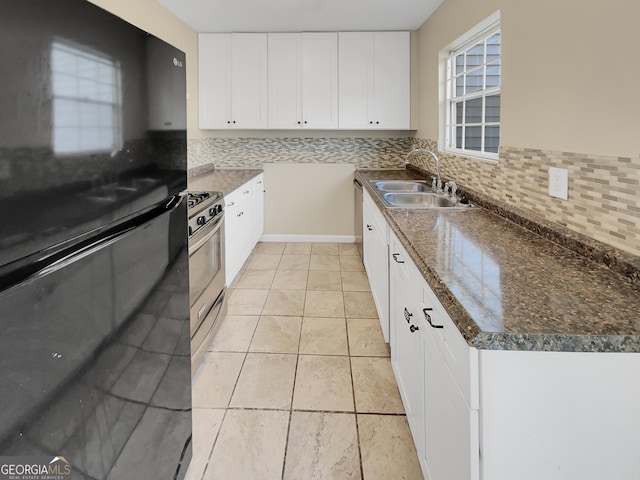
[188, 167, 263, 196]
[356, 169, 640, 352]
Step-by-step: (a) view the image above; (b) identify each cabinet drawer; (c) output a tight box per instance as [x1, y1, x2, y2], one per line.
[389, 233, 422, 307]
[238, 180, 253, 200]
[363, 189, 388, 244]
[422, 282, 479, 410]
[224, 189, 238, 208]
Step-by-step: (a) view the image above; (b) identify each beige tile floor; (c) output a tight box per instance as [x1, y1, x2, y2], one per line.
[188, 242, 423, 480]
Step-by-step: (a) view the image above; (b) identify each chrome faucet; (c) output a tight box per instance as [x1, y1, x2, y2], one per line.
[405, 148, 442, 192]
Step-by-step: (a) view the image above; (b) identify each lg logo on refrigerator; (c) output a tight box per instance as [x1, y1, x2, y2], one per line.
[173, 57, 183, 68]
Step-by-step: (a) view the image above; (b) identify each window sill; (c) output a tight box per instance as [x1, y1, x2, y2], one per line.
[443, 148, 499, 164]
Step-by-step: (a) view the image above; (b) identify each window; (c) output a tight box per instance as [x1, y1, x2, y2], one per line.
[51, 41, 122, 154]
[445, 26, 501, 160]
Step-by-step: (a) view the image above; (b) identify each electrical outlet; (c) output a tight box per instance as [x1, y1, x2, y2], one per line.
[548, 167, 568, 200]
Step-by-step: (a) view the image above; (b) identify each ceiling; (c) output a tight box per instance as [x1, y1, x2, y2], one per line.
[157, 0, 444, 33]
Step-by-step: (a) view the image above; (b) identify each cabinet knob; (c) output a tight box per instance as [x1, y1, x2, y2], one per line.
[423, 308, 443, 329]
[366, 224, 373, 231]
[304, 121, 307, 124]
[376, 121, 379, 125]
[369, 121, 373, 124]
[227, 201, 235, 207]
[297, 121, 301, 125]
[392, 253, 404, 264]
[410, 324, 420, 333]
[404, 307, 413, 323]
[227, 121, 231, 124]
[232, 120, 236, 124]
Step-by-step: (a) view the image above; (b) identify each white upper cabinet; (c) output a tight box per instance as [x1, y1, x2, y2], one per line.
[267, 33, 302, 129]
[338, 32, 410, 129]
[302, 33, 338, 129]
[199, 33, 268, 129]
[200, 31, 409, 130]
[268, 33, 338, 129]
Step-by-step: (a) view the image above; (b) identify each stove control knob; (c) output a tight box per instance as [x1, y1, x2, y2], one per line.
[188, 226, 193, 236]
[196, 216, 206, 226]
[217, 204, 223, 214]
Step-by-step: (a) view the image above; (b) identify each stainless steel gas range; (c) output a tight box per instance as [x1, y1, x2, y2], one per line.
[188, 191, 226, 376]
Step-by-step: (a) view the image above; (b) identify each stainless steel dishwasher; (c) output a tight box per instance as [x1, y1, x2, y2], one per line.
[353, 178, 363, 259]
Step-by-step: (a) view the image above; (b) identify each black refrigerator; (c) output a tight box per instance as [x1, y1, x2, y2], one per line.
[0, 1, 192, 478]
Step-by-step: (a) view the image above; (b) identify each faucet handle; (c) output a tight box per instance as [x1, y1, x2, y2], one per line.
[431, 176, 437, 190]
[443, 182, 451, 196]
[449, 181, 457, 198]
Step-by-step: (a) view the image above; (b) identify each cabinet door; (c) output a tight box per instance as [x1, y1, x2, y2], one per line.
[199, 33, 232, 129]
[237, 183, 253, 259]
[338, 32, 374, 129]
[390, 271, 426, 471]
[268, 33, 302, 129]
[251, 174, 265, 247]
[362, 197, 376, 289]
[373, 32, 410, 129]
[424, 325, 479, 480]
[302, 33, 338, 129]
[224, 191, 240, 285]
[372, 225, 389, 342]
[231, 33, 268, 129]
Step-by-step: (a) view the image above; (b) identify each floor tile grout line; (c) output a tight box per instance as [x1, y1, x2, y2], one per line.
[218, 405, 408, 416]
[281, 287, 305, 480]
[345, 309, 366, 480]
[199, 408, 230, 480]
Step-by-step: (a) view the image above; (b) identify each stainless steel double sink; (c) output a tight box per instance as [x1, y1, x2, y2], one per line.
[370, 180, 472, 209]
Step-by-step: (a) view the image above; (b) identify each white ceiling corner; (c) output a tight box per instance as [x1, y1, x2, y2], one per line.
[157, 0, 444, 33]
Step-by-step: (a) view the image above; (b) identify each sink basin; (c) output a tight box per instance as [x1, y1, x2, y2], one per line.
[371, 180, 430, 192]
[382, 192, 457, 208]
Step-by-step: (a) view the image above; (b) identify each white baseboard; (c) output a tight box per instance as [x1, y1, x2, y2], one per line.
[260, 234, 357, 243]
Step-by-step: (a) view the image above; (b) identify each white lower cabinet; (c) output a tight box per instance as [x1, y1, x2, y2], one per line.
[251, 174, 264, 246]
[384, 224, 640, 480]
[390, 240, 426, 469]
[389, 230, 479, 480]
[362, 190, 389, 341]
[224, 175, 264, 285]
[423, 320, 479, 480]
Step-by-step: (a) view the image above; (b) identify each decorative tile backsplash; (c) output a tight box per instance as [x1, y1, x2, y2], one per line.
[410, 138, 640, 257]
[187, 137, 411, 170]
[187, 135, 640, 257]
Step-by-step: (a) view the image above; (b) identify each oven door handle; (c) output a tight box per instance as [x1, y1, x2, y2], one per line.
[189, 212, 224, 255]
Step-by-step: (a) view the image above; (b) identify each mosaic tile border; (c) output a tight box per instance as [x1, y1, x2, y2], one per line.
[187, 137, 411, 170]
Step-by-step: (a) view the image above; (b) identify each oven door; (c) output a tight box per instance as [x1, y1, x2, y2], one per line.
[188, 212, 226, 350]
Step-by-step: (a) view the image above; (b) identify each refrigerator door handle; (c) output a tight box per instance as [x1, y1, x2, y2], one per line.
[1, 195, 185, 294]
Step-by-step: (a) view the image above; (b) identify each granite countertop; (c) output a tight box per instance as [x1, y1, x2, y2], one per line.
[188, 167, 263, 196]
[356, 169, 640, 352]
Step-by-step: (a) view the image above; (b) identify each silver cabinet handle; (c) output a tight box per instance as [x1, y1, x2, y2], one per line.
[366, 224, 373, 231]
[410, 325, 420, 333]
[423, 308, 443, 329]
[404, 307, 412, 323]
[392, 253, 404, 264]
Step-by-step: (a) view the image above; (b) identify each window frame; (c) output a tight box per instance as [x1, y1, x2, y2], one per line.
[444, 24, 501, 162]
